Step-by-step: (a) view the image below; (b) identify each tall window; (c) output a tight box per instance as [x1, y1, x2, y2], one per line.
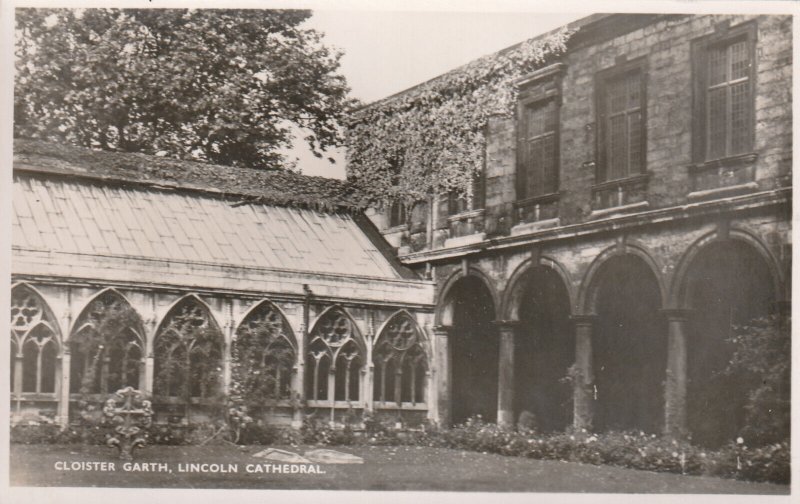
[10, 285, 60, 396]
[232, 301, 296, 403]
[306, 308, 364, 404]
[389, 200, 407, 228]
[153, 296, 223, 402]
[70, 291, 144, 395]
[518, 99, 559, 197]
[597, 62, 646, 182]
[693, 22, 756, 162]
[373, 313, 427, 406]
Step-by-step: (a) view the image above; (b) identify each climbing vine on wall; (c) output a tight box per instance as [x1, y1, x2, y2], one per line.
[345, 27, 575, 207]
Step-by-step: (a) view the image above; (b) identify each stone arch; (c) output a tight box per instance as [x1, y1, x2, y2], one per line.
[306, 305, 366, 403]
[436, 266, 499, 326]
[236, 299, 297, 350]
[578, 242, 667, 315]
[673, 229, 780, 447]
[233, 299, 298, 402]
[69, 288, 147, 395]
[437, 269, 499, 424]
[670, 228, 783, 310]
[505, 260, 575, 431]
[10, 283, 63, 396]
[502, 255, 575, 321]
[581, 248, 668, 433]
[373, 310, 429, 406]
[152, 294, 225, 403]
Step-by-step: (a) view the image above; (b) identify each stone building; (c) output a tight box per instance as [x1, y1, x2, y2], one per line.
[369, 13, 791, 446]
[10, 140, 436, 427]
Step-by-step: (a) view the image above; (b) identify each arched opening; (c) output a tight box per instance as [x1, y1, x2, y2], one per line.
[592, 255, 666, 434]
[514, 266, 574, 432]
[153, 296, 224, 419]
[305, 307, 364, 406]
[232, 301, 296, 406]
[10, 285, 61, 400]
[683, 240, 775, 447]
[373, 312, 428, 408]
[69, 290, 145, 397]
[448, 276, 497, 424]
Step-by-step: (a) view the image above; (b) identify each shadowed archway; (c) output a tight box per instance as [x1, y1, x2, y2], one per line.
[448, 275, 498, 424]
[682, 240, 776, 447]
[591, 254, 666, 434]
[513, 266, 574, 431]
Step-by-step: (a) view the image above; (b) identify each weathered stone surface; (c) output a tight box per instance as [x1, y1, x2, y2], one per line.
[252, 448, 312, 464]
[304, 449, 364, 464]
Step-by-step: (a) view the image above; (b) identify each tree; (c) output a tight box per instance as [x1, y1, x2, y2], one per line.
[723, 315, 791, 446]
[15, 8, 352, 170]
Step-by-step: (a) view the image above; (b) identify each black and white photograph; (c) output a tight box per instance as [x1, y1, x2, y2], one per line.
[1, 0, 795, 501]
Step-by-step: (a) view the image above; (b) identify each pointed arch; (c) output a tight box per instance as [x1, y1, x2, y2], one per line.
[10, 283, 62, 396]
[68, 288, 146, 395]
[153, 294, 224, 403]
[373, 310, 429, 407]
[232, 299, 297, 403]
[306, 305, 365, 405]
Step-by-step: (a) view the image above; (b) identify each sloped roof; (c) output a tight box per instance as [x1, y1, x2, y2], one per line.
[12, 141, 404, 280]
[14, 139, 366, 211]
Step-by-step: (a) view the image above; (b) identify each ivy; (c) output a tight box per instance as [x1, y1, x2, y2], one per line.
[345, 27, 575, 207]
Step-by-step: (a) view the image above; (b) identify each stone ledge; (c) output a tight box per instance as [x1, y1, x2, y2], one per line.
[443, 232, 486, 249]
[510, 218, 561, 236]
[687, 182, 759, 202]
[589, 201, 650, 219]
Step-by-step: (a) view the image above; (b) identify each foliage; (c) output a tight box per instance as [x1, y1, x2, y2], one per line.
[345, 27, 574, 206]
[15, 8, 353, 170]
[153, 301, 224, 404]
[70, 295, 143, 398]
[230, 308, 295, 411]
[725, 315, 791, 446]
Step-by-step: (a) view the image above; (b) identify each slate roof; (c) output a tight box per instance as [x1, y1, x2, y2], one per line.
[14, 139, 366, 211]
[12, 140, 404, 280]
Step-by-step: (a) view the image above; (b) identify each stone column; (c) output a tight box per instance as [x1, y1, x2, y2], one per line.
[59, 351, 71, 427]
[663, 309, 691, 439]
[432, 326, 452, 427]
[571, 315, 596, 431]
[494, 320, 517, 427]
[144, 355, 155, 394]
[14, 353, 23, 414]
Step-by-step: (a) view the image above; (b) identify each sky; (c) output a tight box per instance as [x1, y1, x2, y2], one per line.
[287, 9, 584, 179]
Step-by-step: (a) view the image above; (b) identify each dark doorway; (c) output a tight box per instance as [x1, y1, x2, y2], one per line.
[514, 267, 574, 432]
[593, 255, 666, 434]
[685, 241, 775, 447]
[450, 276, 498, 424]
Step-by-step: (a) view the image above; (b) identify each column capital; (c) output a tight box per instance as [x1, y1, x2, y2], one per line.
[493, 319, 519, 330]
[570, 314, 598, 326]
[660, 308, 694, 321]
[432, 325, 452, 336]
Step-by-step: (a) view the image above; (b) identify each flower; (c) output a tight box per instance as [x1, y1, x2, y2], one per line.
[736, 437, 744, 445]
[672, 451, 679, 458]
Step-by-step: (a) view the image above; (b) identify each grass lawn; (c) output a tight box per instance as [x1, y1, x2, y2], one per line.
[9, 443, 789, 494]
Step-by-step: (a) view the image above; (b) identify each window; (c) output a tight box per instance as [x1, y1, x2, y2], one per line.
[10, 285, 60, 396]
[153, 296, 223, 402]
[693, 22, 756, 162]
[373, 313, 427, 406]
[70, 291, 145, 395]
[389, 200, 407, 228]
[596, 60, 647, 182]
[518, 99, 559, 197]
[306, 308, 363, 404]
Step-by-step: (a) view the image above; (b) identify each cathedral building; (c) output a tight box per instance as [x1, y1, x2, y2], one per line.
[9, 13, 792, 447]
